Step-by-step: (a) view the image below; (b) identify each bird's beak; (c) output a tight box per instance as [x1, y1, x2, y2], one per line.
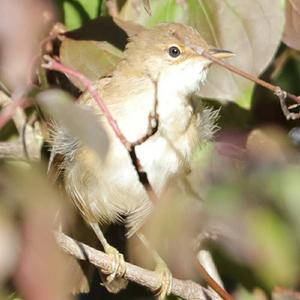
[208, 48, 235, 59]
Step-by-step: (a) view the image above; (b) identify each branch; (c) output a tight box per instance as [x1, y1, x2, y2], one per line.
[199, 50, 300, 120]
[0, 141, 40, 161]
[0, 141, 28, 160]
[56, 232, 218, 300]
[0, 91, 29, 131]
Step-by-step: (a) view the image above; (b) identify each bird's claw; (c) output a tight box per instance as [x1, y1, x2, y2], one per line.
[154, 259, 173, 300]
[103, 245, 126, 284]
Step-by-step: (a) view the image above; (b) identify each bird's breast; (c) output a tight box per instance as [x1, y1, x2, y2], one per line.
[135, 111, 199, 193]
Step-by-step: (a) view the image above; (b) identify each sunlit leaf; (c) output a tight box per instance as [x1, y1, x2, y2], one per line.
[237, 85, 254, 110]
[283, 0, 300, 50]
[36, 89, 109, 159]
[119, 0, 285, 104]
[60, 38, 123, 90]
[61, 0, 102, 30]
[120, 0, 185, 25]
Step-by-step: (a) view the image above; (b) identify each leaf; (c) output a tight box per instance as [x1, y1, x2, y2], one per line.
[248, 209, 299, 287]
[119, 0, 285, 104]
[266, 165, 300, 237]
[143, 0, 152, 15]
[283, 0, 300, 50]
[6, 166, 76, 300]
[60, 38, 123, 90]
[36, 89, 109, 159]
[61, 0, 102, 30]
[0, 209, 19, 283]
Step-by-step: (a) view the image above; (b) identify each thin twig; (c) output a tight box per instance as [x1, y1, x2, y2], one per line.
[28, 22, 66, 86]
[175, 33, 300, 119]
[201, 50, 300, 119]
[43, 55, 130, 148]
[199, 49, 300, 105]
[0, 141, 39, 160]
[56, 232, 218, 300]
[195, 259, 235, 300]
[0, 97, 29, 130]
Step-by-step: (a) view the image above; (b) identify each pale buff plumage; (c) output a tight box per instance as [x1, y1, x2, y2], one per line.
[48, 22, 233, 296]
[50, 23, 221, 237]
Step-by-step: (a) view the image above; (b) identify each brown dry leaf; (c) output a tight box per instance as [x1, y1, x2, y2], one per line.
[246, 127, 292, 163]
[119, 0, 285, 102]
[133, 180, 203, 279]
[283, 0, 300, 50]
[60, 38, 123, 90]
[9, 167, 75, 300]
[273, 287, 300, 300]
[0, 209, 19, 283]
[143, 0, 152, 15]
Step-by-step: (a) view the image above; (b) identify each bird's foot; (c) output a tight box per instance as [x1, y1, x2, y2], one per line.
[103, 244, 126, 283]
[154, 257, 173, 300]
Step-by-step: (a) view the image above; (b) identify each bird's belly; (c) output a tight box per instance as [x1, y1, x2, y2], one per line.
[66, 117, 199, 236]
[136, 125, 198, 192]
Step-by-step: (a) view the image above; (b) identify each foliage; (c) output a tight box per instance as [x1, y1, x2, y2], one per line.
[0, 1, 300, 300]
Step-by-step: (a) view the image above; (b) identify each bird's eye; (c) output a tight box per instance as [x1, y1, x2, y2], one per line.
[168, 46, 181, 58]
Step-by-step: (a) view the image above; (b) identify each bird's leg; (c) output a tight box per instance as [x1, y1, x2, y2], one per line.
[90, 223, 126, 283]
[137, 233, 172, 300]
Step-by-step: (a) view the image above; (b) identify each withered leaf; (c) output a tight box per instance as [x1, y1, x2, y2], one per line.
[283, 0, 300, 50]
[60, 38, 123, 90]
[37, 89, 109, 159]
[143, 0, 152, 15]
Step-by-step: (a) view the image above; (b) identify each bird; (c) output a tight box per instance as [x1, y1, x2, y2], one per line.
[49, 22, 233, 299]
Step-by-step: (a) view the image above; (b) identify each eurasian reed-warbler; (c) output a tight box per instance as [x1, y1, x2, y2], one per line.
[49, 22, 233, 298]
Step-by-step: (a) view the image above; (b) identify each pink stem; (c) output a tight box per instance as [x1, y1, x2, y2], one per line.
[0, 98, 28, 129]
[47, 59, 130, 149]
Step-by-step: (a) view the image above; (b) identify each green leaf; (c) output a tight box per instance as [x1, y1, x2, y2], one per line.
[266, 166, 300, 238]
[248, 209, 299, 287]
[119, 0, 285, 105]
[60, 38, 123, 90]
[120, 0, 185, 25]
[237, 85, 255, 110]
[61, 0, 102, 30]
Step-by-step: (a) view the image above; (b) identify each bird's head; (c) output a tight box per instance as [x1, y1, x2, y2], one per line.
[124, 23, 234, 95]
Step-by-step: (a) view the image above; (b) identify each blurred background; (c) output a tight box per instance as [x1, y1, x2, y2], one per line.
[0, 0, 299, 299]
